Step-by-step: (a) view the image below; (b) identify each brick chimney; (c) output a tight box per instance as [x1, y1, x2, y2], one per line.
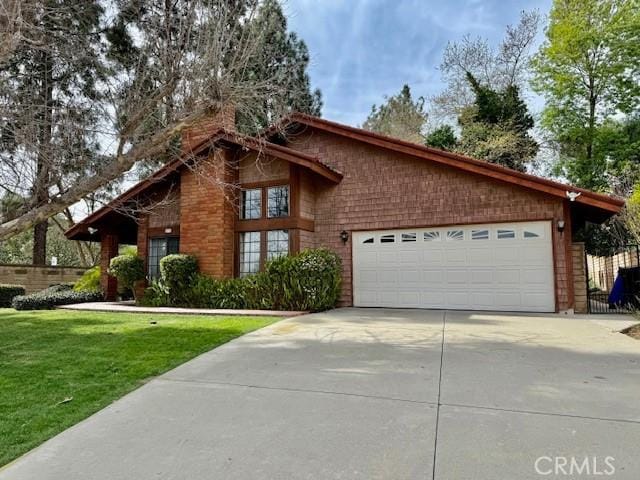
[181, 103, 236, 154]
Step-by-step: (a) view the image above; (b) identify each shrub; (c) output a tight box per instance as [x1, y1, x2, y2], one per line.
[141, 248, 342, 312]
[108, 255, 145, 298]
[12, 287, 103, 310]
[0, 284, 26, 308]
[262, 248, 342, 311]
[160, 254, 198, 304]
[74, 266, 101, 292]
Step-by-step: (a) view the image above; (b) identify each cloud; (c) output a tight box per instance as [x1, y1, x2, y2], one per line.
[286, 0, 551, 126]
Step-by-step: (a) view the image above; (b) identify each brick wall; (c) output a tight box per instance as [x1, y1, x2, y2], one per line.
[572, 242, 588, 314]
[179, 149, 235, 278]
[0, 264, 88, 294]
[287, 129, 571, 310]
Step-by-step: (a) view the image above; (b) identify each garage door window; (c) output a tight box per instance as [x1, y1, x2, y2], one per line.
[380, 234, 395, 243]
[423, 231, 440, 242]
[497, 229, 515, 239]
[447, 230, 464, 241]
[401, 233, 417, 242]
[362, 237, 374, 244]
[471, 229, 489, 240]
[524, 230, 541, 239]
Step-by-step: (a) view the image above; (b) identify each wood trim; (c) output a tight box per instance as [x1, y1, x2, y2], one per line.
[290, 229, 300, 255]
[235, 216, 314, 232]
[289, 164, 301, 218]
[239, 178, 290, 190]
[563, 200, 575, 311]
[147, 226, 180, 237]
[277, 113, 624, 213]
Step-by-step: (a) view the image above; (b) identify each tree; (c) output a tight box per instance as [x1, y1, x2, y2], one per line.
[0, 0, 106, 264]
[455, 73, 538, 171]
[425, 125, 457, 150]
[531, 0, 640, 190]
[0, 0, 319, 242]
[433, 10, 540, 119]
[362, 85, 428, 143]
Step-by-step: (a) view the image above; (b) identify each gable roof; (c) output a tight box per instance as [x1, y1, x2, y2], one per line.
[65, 128, 341, 241]
[269, 112, 624, 214]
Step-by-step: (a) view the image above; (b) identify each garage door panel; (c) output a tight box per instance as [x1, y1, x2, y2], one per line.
[494, 268, 520, 285]
[470, 269, 494, 284]
[445, 249, 466, 263]
[445, 270, 468, 285]
[353, 221, 554, 312]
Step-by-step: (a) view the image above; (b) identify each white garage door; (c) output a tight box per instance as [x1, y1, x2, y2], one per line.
[353, 221, 555, 312]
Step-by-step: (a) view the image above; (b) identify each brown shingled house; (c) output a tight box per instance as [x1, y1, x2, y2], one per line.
[65, 111, 623, 313]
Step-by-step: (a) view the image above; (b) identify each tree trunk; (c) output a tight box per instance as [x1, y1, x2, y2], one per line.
[32, 221, 48, 265]
[32, 46, 53, 265]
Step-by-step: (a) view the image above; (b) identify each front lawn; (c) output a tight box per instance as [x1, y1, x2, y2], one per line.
[0, 308, 277, 466]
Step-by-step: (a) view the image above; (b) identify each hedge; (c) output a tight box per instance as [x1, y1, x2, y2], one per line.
[0, 284, 26, 308]
[12, 285, 103, 310]
[141, 248, 341, 312]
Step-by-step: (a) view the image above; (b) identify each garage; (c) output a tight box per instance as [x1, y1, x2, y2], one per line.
[352, 221, 555, 312]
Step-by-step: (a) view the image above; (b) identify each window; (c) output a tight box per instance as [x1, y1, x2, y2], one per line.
[423, 231, 440, 242]
[267, 230, 289, 260]
[471, 229, 489, 240]
[239, 231, 261, 277]
[402, 233, 417, 242]
[524, 230, 540, 239]
[267, 185, 289, 218]
[148, 237, 179, 280]
[497, 229, 515, 239]
[447, 230, 464, 241]
[362, 237, 374, 244]
[240, 189, 261, 219]
[380, 234, 395, 243]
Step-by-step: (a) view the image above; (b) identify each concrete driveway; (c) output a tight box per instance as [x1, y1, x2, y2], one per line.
[2, 308, 640, 479]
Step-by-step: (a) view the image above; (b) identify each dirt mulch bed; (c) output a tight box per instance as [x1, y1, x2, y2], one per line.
[622, 323, 640, 340]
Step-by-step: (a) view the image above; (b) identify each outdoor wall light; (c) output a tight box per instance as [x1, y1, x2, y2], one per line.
[340, 230, 349, 244]
[557, 220, 565, 233]
[87, 227, 98, 235]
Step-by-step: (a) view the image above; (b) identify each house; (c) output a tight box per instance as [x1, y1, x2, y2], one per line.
[65, 110, 624, 313]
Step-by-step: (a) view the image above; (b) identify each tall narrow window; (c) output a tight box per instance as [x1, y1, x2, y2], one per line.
[267, 185, 289, 218]
[240, 188, 261, 219]
[148, 237, 179, 280]
[267, 230, 289, 260]
[239, 231, 261, 277]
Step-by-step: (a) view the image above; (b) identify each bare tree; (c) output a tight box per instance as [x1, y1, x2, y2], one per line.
[0, 0, 310, 242]
[432, 10, 540, 120]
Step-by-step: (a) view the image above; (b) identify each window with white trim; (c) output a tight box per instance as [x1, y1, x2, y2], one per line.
[267, 230, 289, 260]
[524, 230, 541, 239]
[471, 229, 489, 240]
[497, 229, 515, 239]
[380, 234, 395, 243]
[362, 237, 374, 244]
[239, 231, 260, 277]
[447, 230, 464, 241]
[423, 231, 440, 242]
[402, 233, 417, 242]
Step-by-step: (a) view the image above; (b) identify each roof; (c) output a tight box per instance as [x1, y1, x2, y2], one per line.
[65, 128, 341, 241]
[268, 112, 625, 215]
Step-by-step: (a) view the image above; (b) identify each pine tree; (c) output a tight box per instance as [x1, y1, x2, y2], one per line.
[362, 85, 427, 143]
[0, 1, 106, 264]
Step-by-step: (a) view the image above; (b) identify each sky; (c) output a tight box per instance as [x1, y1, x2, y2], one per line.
[284, 0, 552, 127]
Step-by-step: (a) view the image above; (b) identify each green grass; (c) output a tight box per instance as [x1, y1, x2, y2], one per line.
[0, 308, 277, 466]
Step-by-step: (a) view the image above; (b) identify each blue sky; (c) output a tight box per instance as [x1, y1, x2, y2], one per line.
[285, 0, 551, 127]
